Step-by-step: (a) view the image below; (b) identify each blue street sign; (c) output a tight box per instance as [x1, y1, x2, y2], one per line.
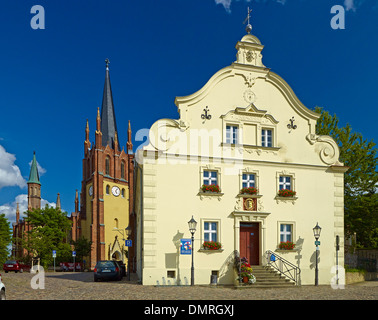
[125, 240, 132, 247]
[180, 239, 192, 255]
[52, 250, 56, 258]
[72, 251, 76, 257]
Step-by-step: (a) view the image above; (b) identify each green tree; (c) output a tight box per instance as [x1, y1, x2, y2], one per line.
[0, 214, 12, 265]
[70, 236, 92, 264]
[23, 205, 72, 269]
[315, 107, 378, 247]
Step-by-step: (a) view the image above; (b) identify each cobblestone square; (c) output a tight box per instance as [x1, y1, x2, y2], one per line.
[1, 272, 377, 300]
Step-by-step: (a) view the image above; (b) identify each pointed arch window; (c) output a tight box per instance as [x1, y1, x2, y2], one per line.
[121, 161, 125, 179]
[105, 156, 110, 175]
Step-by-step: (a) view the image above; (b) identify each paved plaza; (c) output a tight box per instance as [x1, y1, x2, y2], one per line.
[1, 271, 377, 300]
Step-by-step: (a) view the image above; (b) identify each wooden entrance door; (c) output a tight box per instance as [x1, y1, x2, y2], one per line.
[240, 223, 260, 265]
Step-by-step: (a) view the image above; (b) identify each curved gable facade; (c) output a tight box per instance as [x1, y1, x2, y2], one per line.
[135, 30, 347, 286]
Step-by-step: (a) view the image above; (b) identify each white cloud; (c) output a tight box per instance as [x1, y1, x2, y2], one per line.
[215, 0, 233, 13]
[28, 160, 47, 177]
[0, 194, 57, 223]
[0, 145, 27, 189]
[344, 0, 356, 11]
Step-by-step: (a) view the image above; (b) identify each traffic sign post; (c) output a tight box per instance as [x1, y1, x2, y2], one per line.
[72, 251, 76, 272]
[52, 250, 57, 272]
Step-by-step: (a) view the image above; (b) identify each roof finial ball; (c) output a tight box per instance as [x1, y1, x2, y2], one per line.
[243, 7, 253, 34]
[105, 58, 110, 70]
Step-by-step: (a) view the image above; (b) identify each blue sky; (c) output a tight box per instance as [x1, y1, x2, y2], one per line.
[0, 0, 377, 220]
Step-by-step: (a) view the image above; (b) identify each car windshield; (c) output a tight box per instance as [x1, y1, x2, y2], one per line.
[96, 261, 115, 267]
[5, 260, 17, 264]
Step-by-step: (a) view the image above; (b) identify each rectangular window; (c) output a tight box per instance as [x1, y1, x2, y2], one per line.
[279, 176, 291, 190]
[204, 222, 218, 242]
[242, 173, 255, 188]
[203, 170, 218, 186]
[226, 125, 238, 144]
[280, 224, 292, 242]
[261, 129, 272, 147]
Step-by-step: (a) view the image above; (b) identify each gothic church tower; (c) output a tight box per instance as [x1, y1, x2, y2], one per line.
[73, 60, 134, 270]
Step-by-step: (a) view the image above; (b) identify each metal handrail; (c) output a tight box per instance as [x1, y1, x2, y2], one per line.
[264, 250, 301, 285]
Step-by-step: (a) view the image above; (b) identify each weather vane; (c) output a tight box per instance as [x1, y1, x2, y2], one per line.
[105, 58, 110, 70]
[243, 7, 253, 34]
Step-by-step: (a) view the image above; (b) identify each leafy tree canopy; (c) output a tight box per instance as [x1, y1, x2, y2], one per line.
[23, 205, 72, 268]
[0, 213, 12, 265]
[315, 107, 378, 248]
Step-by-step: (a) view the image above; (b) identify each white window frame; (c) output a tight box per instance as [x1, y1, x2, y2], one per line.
[276, 171, 296, 193]
[226, 125, 239, 144]
[201, 219, 221, 244]
[240, 167, 259, 191]
[242, 173, 256, 188]
[280, 224, 292, 242]
[279, 175, 292, 190]
[204, 221, 218, 242]
[203, 170, 218, 186]
[261, 128, 273, 147]
[200, 165, 222, 190]
[277, 221, 296, 245]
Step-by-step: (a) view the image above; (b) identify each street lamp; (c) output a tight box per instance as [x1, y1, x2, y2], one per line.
[313, 222, 322, 286]
[125, 225, 132, 281]
[188, 216, 197, 286]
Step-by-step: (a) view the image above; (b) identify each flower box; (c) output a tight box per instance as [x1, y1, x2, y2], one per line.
[201, 184, 221, 193]
[240, 187, 258, 195]
[278, 241, 296, 250]
[202, 241, 222, 250]
[277, 189, 296, 197]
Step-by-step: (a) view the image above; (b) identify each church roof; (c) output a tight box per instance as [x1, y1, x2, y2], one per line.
[100, 59, 120, 151]
[28, 151, 41, 185]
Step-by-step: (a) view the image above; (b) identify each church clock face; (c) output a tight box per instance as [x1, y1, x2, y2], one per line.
[88, 185, 93, 197]
[111, 186, 120, 197]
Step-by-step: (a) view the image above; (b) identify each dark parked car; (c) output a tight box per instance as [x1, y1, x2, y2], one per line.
[3, 260, 30, 273]
[115, 260, 126, 277]
[94, 260, 122, 282]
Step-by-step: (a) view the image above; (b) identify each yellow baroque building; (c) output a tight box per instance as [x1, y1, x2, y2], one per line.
[134, 27, 348, 285]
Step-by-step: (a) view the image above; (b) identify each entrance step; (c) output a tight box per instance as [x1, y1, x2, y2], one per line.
[236, 265, 297, 289]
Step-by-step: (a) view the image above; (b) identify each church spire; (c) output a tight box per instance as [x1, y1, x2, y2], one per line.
[56, 193, 61, 210]
[100, 58, 120, 151]
[28, 151, 40, 185]
[127, 120, 133, 153]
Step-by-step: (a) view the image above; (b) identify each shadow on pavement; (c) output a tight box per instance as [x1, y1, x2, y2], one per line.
[45, 272, 138, 284]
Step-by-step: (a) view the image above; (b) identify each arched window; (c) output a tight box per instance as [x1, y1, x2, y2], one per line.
[121, 161, 125, 179]
[121, 188, 125, 198]
[114, 218, 119, 229]
[105, 156, 110, 175]
[106, 185, 110, 195]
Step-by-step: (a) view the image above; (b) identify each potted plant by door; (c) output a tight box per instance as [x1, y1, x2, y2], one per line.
[238, 257, 255, 284]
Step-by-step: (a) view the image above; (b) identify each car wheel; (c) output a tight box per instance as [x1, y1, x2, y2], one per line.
[0, 289, 5, 300]
[94, 276, 98, 282]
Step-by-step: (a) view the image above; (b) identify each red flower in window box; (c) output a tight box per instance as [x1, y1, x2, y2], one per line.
[201, 184, 220, 193]
[277, 189, 296, 197]
[279, 241, 296, 250]
[240, 187, 258, 195]
[202, 241, 222, 250]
